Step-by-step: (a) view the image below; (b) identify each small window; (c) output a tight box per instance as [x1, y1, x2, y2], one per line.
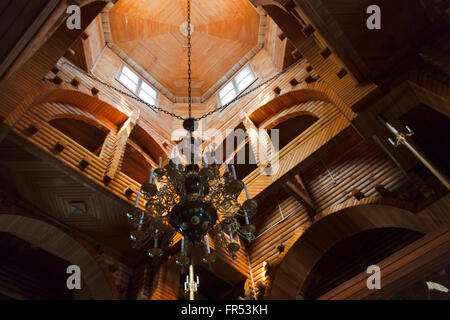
[219, 65, 255, 106]
[139, 81, 157, 105]
[118, 65, 157, 106]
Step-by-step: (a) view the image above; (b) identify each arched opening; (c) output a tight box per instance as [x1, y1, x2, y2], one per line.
[49, 117, 108, 155]
[0, 232, 92, 300]
[249, 89, 332, 127]
[121, 143, 153, 185]
[231, 140, 258, 180]
[0, 215, 115, 300]
[266, 203, 429, 299]
[302, 227, 423, 299]
[270, 114, 318, 150]
[129, 124, 166, 164]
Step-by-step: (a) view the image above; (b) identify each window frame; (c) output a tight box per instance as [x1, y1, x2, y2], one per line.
[218, 64, 256, 107]
[117, 64, 158, 106]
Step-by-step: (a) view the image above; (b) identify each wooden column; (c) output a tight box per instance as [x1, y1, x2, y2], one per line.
[103, 110, 140, 181]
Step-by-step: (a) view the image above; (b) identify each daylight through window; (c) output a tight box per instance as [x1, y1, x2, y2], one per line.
[118, 65, 157, 105]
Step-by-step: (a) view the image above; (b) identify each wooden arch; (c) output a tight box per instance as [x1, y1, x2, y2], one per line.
[249, 85, 354, 128]
[265, 202, 430, 299]
[260, 106, 320, 130]
[0, 214, 115, 300]
[129, 123, 167, 164]
[31, 87, 128, 129]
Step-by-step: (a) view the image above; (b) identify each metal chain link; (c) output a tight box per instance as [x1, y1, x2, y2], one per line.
[187, 0, 192, 118]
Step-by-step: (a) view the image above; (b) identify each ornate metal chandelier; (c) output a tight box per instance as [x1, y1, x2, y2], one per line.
[125, 0, 258, 269]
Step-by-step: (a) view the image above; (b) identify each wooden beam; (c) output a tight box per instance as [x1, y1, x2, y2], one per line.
[284, 173, 316, 215]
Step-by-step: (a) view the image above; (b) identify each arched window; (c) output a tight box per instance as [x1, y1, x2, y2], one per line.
[49, 118, 108, 156]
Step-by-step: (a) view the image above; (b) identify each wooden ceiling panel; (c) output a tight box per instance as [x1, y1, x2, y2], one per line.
[109, 0, 260, 97]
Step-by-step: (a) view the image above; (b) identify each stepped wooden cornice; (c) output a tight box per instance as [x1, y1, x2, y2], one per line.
[0, 1, 113, 139]
[249, 0, 379, 108]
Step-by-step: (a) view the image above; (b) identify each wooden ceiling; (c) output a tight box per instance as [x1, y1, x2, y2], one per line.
[109, 0, 260, 97]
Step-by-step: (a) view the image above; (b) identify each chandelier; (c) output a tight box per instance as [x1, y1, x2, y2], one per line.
[125, 0, 258, 294]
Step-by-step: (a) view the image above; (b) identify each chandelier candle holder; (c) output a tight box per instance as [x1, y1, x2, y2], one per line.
[127, 130, 258, 261]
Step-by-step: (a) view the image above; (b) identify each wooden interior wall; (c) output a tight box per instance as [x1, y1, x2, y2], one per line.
[246, 131, 411, 289]
[1, 0, 446, 300]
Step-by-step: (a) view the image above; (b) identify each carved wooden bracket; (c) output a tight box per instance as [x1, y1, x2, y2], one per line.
[284, 173, 316, 215]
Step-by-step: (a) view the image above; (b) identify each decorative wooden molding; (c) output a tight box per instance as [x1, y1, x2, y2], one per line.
[26, 124, 39, 136]
[124, 187, 133, 199]
[289, 78, 299, 86]
[78, 159, 89, 171]
[302, 25, 315, 37]
[52, 76, 63, 85]
[70, 77, 81, 87]
[91, 87, 100, 95]
[337, 69, 348, 79]
[351, 188, 365, 200]
[320, 47, 332, 60]
[52, 142, 65, 154]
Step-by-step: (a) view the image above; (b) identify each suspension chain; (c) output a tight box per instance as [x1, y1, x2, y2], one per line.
[187, 0, 192, 118]
[60, 38, 303, 122]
